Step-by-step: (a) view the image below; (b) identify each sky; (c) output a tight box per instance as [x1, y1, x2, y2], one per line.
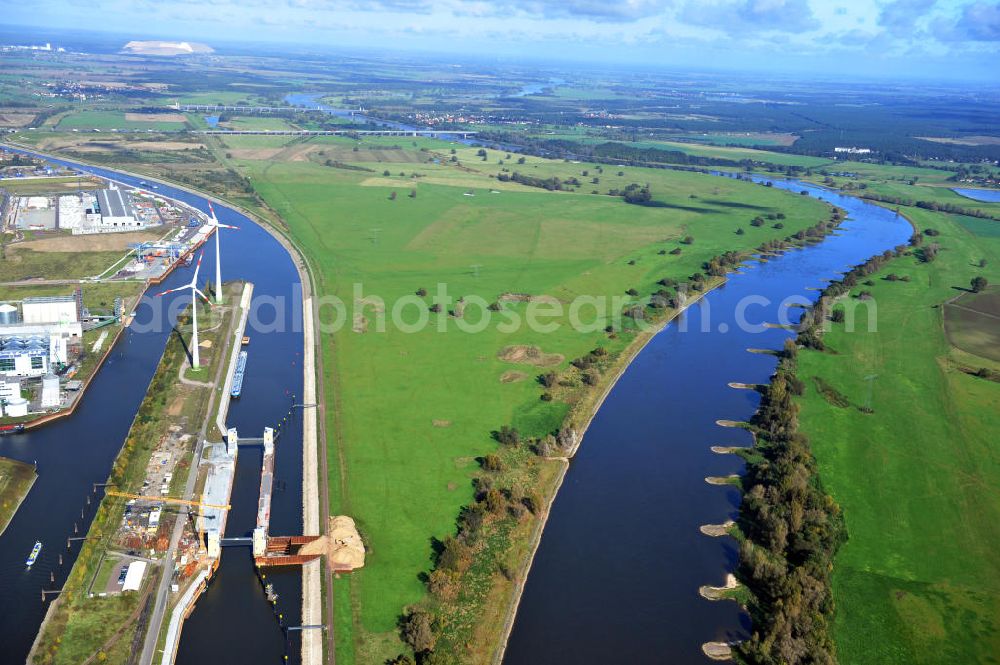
[5, 0, 1000, 80]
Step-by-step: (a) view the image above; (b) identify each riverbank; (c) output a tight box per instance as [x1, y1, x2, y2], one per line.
[0, 456, 37, 536]
[28, 288, 234, 665]
[489, 275, 729, 664]
[791, 199, 1000, 661]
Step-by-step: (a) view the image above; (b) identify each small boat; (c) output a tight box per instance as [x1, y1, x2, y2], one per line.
[26, 541, 42, 567]
[241, 336, 250, 346]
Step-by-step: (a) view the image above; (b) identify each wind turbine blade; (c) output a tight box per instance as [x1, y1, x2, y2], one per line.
[192, 250, 204, 282]
[217, 222, 239, 230]
[194, 288, 213, 305]
[208, 201, 217, 221]
[155, 286, 184, 297]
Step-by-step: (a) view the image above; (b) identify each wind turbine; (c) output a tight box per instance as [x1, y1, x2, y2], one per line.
[208, 202, 239, 304]
[157, 250, 211, 369]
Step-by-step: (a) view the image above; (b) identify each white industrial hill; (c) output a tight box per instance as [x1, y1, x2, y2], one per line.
[122, 40, 213, 56]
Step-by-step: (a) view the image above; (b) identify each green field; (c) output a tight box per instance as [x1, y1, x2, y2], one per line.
[795, 200, 1000, 663]
[56, 111, 188, 132]
[229, 135, 833, 661]
[0, 176, 103, 195]
[944, 288, 1000, 361]
[644, 139, 831, 167]
[676, 132, 799, 147]
[0, 247, 127, 282]
[529, 133, 830, 168]
[0, 457, 36, 536]
[218, 116, 299, 131]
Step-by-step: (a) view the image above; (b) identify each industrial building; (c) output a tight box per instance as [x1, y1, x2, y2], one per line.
[0, 304, 18, 325]
[0, 293, 80, 384]
[0, 380, 21, 400]
[0, 335, 50, 377]
[57, 194, 88, 230]
[95, 188, 138, 227]
[5, 396, 28, 417]
[68, 186, 159, 235]
[40, 373, 60, 408]
[14, 196, 56, 230]
[22, 293, 81, 325]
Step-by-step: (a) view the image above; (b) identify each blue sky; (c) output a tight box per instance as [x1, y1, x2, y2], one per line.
[5, 0, 1000, 79]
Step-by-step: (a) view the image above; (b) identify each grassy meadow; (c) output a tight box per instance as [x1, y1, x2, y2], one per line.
[55, 110, 189, 132]
[795, 196, 1000, 663]
[0, 457, 36, 536]
[221, 133, 833, 661]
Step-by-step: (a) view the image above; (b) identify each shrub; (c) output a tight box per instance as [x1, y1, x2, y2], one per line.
[400, 609, 437, 654]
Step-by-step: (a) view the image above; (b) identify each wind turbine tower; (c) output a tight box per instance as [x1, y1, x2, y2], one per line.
[208, 202, 239, 304]
[157, 250, 212, 369]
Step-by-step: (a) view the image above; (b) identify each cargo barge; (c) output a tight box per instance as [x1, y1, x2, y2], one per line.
[230, 351, 248, 398]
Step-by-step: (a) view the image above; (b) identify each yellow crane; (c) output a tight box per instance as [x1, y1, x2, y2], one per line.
[105, 489, 230, 511]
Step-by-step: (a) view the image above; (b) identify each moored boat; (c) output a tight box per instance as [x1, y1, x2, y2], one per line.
[230, 351, 248, 398]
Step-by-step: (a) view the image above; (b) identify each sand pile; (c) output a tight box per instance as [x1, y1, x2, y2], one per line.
[300, 516, 366, 570]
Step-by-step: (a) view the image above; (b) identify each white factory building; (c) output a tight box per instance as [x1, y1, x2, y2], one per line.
[21, 294, 81, 325]
[0, 293, 81, 379]
[0, 336, 50, 377]
[40, 373, 61, 408]
[70, 186, 147, 235]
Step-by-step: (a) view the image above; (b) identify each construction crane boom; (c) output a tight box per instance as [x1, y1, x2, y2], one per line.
[105, 489, 230, 511]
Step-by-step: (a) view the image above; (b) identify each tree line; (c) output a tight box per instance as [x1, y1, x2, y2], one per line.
[736, 339, 845, 664]
[860, 192, 999, 221]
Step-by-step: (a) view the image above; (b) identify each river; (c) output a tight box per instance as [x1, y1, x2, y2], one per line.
[952, 187, 1000, 203]
[0, 149, 306, 664]
[503, 178, 912, 663]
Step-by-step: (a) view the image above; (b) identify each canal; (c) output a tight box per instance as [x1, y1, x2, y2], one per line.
[503, 178, 912, 663]
[0, 149, 306, 664]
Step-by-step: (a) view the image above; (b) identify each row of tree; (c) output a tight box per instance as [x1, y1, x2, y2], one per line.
[736, 340, 846, 664]
[859, 192, 998, 220]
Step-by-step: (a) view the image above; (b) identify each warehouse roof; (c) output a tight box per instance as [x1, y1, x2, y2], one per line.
[96, 188, 133, 219]
[122, 561, 146, 592]
[23, 295, 75, 304]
